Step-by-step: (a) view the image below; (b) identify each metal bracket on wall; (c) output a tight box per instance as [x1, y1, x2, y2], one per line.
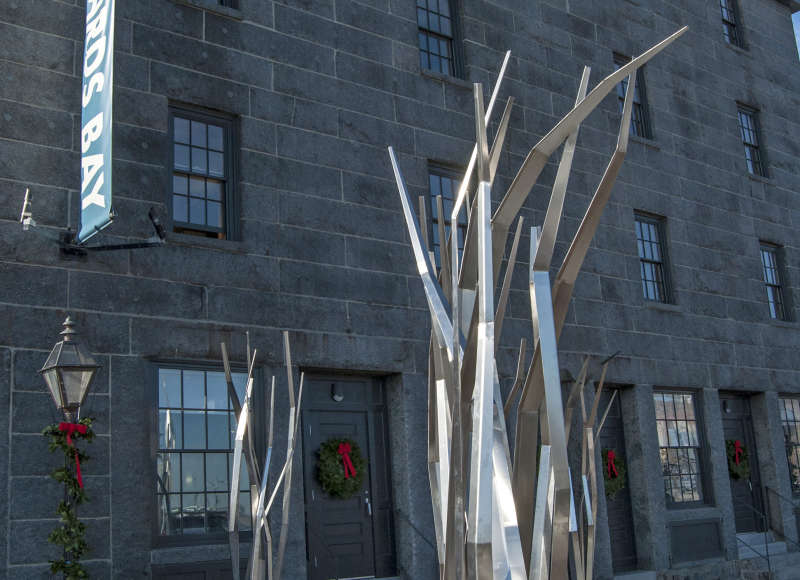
[19, 188, 166, 256]
[59, 207, 166, 256]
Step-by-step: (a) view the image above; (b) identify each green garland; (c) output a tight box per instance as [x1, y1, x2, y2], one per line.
[316, 438, 367, 499]
[42, 418, 95, 579]
[726, 439, 750, 480]
[602, 448, 627, 499]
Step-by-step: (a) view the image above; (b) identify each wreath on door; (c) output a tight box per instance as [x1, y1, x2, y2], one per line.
[602, 448, 627, 499]
[726, 439, 751, 480]
[317, 437, 367, 499]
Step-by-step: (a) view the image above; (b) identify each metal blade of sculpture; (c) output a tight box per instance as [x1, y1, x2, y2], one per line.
[387, 27, 687, 579]
[225, 331, 304, 580]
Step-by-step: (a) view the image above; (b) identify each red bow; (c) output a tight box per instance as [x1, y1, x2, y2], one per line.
[606, 449, 619, 479]
[734, 440, 743, 465]
[59, 422, 88, 489]
[338, 442, 357, 479]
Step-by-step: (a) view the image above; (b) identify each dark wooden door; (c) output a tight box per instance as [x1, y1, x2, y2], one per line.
[720, 393, 764, 533]
[596, 389, 637, 573]
[302, 376, 396, 580]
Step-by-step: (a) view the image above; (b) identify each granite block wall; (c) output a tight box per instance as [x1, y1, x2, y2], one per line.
[1, 0, 799, 577]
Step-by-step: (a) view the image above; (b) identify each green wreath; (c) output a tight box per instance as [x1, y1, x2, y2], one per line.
[317, 438, 367, 499]
[726, 439, 751, 480]
[602, 448, 627, 499]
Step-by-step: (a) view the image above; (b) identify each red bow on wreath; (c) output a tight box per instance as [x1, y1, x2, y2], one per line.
[59, 422, 88, 489]
[338, 442, 357, 479]
[606, 449, 619, 479]
[733, 440, 743, 465]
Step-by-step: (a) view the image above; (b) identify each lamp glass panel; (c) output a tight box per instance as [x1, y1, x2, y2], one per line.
[42, 368, 64, 408]
[60, 369, 91, 408]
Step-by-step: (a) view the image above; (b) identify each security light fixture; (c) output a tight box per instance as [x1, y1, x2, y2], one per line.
[39, 316, 101, 422]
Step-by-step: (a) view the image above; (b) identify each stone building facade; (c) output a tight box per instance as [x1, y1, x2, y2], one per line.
[1, 0, 800, 578]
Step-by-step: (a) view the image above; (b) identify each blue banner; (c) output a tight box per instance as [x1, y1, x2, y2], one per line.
[78, 0, 115, 243]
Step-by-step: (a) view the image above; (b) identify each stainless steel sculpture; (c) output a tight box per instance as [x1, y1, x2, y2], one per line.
[388, 27, 686, 580]
[225, 331, 304, 580]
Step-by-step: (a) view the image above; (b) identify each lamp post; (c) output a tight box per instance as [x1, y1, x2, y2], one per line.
[39, 316, 100, 422]
[38, 316, 101, 579]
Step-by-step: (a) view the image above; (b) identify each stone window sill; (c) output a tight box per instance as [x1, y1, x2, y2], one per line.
[767, 317, 795, 329]
[747, 172, 773, 185]
[421, 68, 472, 90]
[630, 135, 660, 151]
[644, 300, 681, 313]
[723, 41, 749, 57]
[173, 0, 243, 19]
[169, 231, 246, 253]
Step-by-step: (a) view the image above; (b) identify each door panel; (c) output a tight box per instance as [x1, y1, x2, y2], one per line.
[304, 409, 374, 579]
[302, 375, 396, 580]
[720, 393, 764, 533]
[596, 389, 637, 573]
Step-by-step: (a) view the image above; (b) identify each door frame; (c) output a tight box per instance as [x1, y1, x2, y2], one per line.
[719, 392, 765, 533]
[300, 373, 397, 579]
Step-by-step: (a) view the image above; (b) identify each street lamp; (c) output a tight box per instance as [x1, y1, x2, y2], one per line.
[39, 316, 101, 422]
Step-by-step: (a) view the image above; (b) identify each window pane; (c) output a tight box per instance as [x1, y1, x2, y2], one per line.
[184, 411, 206, 449]
[208, 202, 223, 229]
[190, 198, 206, 225]
[206, 372, 228, 410]
[207, 493, 228, 532]
[159, 409, 183, 449]
[174, 144, 190, 171]
[159, 369, 182, 407]
[191, 120, 206, 147]
[206, 453, 228, 491]
[158, 452, 182, 493]
[182, 454, 204, 492]
[182, 493, 205, 533]
[173, 174, 188, 195]
[183, 371, 205, 408]
[208, 125, 224, 151]
[173, 195, 188, 223]
[191, 147, 207, 173]
[209, 151, 224, 177]
[174, 117, 190, 144]
[159, 493, 182, 535]
[189, 176, 205, 198]
[208, 411, 229, 449]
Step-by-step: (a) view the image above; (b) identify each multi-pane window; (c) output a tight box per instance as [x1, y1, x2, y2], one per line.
[654, 392, 704, 504]
[157, 368, 251, 537]
[417, 0, 455, 75]
[760, 243, 787, 320]
[635, 213, 671, 303]
[779, 398, 800, 494]
[171, 107, 235, 238]
[614, 54, 652, 139]
[720, 0, 744, 48]
[428, 166, 467, 269]
[737, 106, 766, 177]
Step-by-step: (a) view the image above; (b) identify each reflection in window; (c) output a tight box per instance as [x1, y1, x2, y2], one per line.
[720, 0, 743, 48]
[635, 213, 671, 303]
[171, 108, 232, 238]
[428, 166, 466, 270]
[760, 243, 787, 320]
[614, 54, 652, 139]
[157, 368, 250, 536]
[654, 392, 704, 504]
[780, 398, 800, 494]
[737, 106, 766, 177]
[417, 0, 455, 75]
